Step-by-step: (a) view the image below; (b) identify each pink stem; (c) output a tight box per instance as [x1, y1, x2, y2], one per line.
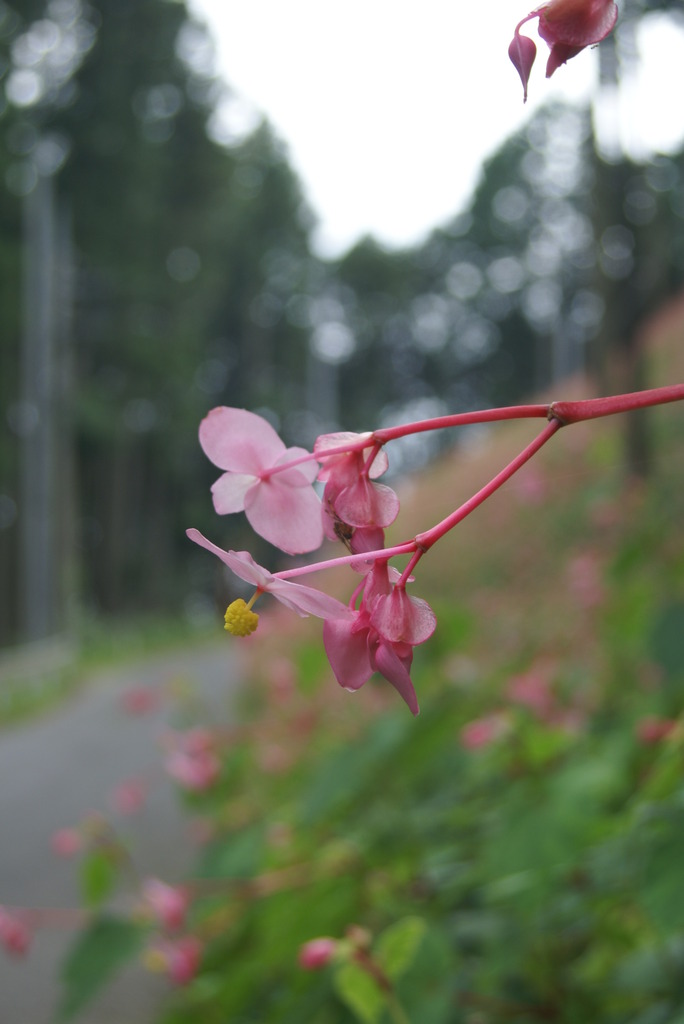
[265, 385, 684, 478]
[274, 540, 417, 580]
[416, 420, 561, 550]
[549, 383, 684, 424]
[373, 404, 549, 444]
[273, 383, 684, 572]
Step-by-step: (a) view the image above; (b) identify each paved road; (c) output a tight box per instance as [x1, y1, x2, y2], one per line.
[0, 642, 238, 1024]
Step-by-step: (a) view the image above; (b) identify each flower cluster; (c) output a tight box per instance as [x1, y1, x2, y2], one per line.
[189, 386, 684, 715]
[509, 0, 618, 102]
[189, 407, 435, 714]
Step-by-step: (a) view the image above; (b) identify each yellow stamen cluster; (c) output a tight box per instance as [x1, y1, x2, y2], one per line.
[224, 598, 259, 637]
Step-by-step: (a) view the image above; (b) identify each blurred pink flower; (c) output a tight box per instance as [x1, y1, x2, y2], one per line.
[460, 713, 509, 750]
[142, 878, 189, 931]
[120, 685, 162, 716]
[199, 406, 322, 554]
[507, 669, 555, 719]
[164, 730, 220, 792]
[636, 716, 677, 745]
[110, 777, 148, 816]
[509, 0, 618, 101]
[50, 827, 82, 858]
[186, 531, 353, 623]
[298, 937, 338, 970]
[0, 907, 31, 957]
[150, 936, 202, 985]
[566, 552, 604, 608]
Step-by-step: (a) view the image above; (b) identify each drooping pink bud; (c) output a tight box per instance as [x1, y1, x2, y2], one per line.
[509, 31, 537, 103]
[509, 0, 618, 101]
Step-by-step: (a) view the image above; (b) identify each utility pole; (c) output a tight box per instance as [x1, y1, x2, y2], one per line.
[19, 164, 60, 641]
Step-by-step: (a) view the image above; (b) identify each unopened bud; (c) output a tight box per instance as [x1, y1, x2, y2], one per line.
[298, 937, 337, 970]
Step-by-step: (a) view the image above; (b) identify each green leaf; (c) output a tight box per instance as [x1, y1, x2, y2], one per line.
[56, 915, 144, 1022]
[79, 850, 118, 908]
[650, 601, 684, 682]
[376, 916, 427, 982]
[196, 823, 265, 879]
[333, 962, 386, 1024]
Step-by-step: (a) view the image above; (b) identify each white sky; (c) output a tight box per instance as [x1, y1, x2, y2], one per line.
[188, 1, 684, 257]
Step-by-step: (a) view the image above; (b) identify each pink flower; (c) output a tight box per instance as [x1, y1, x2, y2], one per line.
[507, 669, 555, 719]
[369, 587, 437, 646]
[323, 562, 435, 716]
[315, 432, 399, 542]
[460, 713, 509, 750]
[149, 936, 202, 985]
[164, 729, 220, 792]
[142, 878, 189, 931]
[120, 685, 162, 716]
[199, 406, 323, 554]
[509, 0, 618, 101]
[0, 907, 31, 957]
[186, 530, 354, 623]
[636, 716, 677, 745]
[566, 552, 604, 609]
[50, 827, 82, 858]
[165, 748, 220, 792]
[110, 776, 148, 816]
[298, 937, 338, 970]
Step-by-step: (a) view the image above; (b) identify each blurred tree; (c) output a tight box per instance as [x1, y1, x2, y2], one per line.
[0, 0, 318, 636]
[590, 0, 684, 475]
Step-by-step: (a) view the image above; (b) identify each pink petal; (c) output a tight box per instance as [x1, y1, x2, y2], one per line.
[210, 472, 257, 514]
[372, 641, 419, 716]
[186, 530, 272, 588]
[244, 477, 323, 554]
[370, 589, 437, 646]
[314, 431, 372, 459]
[199, 407, 285, 474]
[186, 529, 351, 621]
[268, 578, 353, 620]
[545, 41, 582, 77]
[538, 0, 618, 48]
[323, 617, 375, 691]
[266, 581, 352, 618]
[350, 526, 386, 557]
[315, 434, 389, 481]
[363, 561, 393, 605]
[334, 478, 400, 529]
[274, 447, 319, 485]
